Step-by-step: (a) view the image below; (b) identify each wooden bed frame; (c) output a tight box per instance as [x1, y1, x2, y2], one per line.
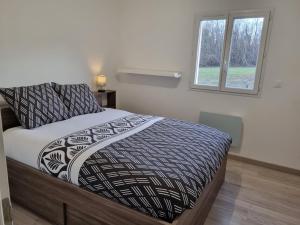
[1, 107, 227, 225]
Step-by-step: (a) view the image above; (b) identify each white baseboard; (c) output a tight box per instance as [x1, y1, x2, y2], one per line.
[0, 193, 13, 225]
[0, 192, 4, 225]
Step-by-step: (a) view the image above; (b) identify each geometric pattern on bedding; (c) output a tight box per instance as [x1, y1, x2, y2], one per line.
[51, 83, 105, 117]
[78, 118, 232, 222]
[38, 114, 156, 181]
[0, 83, 70, 129]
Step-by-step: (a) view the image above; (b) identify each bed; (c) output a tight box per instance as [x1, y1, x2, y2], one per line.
[1, 105, 231, 225]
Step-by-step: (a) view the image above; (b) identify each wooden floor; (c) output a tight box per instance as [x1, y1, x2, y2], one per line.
[12, 159, 300, 225]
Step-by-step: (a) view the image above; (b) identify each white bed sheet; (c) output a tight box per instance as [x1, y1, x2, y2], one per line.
[3, 108, 132, 170]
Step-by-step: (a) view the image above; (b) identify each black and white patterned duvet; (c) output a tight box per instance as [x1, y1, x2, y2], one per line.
[38, 114, 231, 222]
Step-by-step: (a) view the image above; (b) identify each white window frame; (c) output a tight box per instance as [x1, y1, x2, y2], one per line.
[191, 10, 271, 96]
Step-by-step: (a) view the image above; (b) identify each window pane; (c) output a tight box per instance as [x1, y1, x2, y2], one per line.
[195, 19, 226, 87]
[225, 17, 264, 90]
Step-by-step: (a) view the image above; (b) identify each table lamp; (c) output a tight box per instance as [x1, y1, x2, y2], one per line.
[96, 74, 107, 92]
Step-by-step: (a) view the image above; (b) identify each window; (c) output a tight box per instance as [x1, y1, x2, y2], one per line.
[192, 11, 270, 95]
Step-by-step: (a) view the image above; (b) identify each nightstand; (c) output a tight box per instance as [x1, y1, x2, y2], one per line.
[94, 90, 116, 109]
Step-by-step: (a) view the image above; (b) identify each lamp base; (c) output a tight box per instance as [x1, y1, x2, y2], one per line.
[98, 89, 106, 93]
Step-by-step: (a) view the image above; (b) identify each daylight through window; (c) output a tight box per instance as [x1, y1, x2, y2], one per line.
[193, 11, 270, 95]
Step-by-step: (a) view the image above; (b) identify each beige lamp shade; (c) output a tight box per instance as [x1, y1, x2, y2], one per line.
[96, 75, 107, 87]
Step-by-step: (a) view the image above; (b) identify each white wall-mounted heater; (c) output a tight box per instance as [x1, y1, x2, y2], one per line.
[200, 112, 243, 148]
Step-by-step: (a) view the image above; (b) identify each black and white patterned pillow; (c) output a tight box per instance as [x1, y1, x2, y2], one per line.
[0, 83, 70, 129]
[51, 83, 104, 117]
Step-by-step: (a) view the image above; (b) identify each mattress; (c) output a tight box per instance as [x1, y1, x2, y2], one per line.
[4, 109, 231, 222]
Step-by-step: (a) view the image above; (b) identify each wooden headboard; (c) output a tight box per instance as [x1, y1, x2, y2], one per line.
[1, 107, 20, 131]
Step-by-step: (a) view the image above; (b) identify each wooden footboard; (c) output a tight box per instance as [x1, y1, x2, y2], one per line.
[7, 155, 227, 225]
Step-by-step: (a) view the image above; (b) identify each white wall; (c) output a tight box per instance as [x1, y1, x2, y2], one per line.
[0, 0, 119, 90]
[116, 0, 300, 170]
